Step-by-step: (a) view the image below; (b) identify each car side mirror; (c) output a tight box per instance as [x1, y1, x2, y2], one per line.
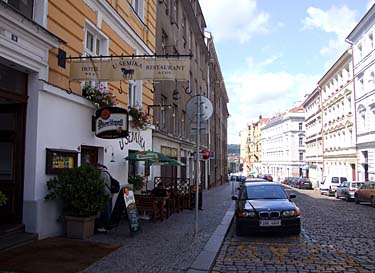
[289, 194, 296, 199]
[320, 181, 324, 184]
[232, 196, 238, 200]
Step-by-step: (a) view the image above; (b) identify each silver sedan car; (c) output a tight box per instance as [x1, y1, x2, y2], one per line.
[335, 181, 364, 201]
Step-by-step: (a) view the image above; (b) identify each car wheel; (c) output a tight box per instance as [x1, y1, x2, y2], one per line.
[235, 220, 245, 236]
[345, 194, 350, 202]
[335, 192, 339, 199]
[371, 197, 375, 208]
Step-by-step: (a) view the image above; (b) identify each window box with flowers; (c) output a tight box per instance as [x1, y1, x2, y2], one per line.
[82, 84, 117, 109]
[128, 106, 150, 130]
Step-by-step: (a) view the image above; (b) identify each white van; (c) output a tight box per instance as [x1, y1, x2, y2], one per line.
[319, 176, 348, 196]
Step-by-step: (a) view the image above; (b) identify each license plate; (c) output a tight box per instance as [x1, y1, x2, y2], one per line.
[259, 220, 281, 227]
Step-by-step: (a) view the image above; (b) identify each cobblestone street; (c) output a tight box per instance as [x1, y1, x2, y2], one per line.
[212, 185, 375, 273]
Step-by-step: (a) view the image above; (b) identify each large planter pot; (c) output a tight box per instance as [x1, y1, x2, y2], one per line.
[65, 215, 96, 239]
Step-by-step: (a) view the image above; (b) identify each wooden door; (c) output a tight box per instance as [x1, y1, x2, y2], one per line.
[0, 104, 26, 224]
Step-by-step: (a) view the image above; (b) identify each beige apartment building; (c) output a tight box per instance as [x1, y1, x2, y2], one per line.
[319, 50, 357, 181]
[303, 87, 323, 188]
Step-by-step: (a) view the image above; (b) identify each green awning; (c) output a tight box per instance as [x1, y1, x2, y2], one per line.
[125, 150, 185, 166]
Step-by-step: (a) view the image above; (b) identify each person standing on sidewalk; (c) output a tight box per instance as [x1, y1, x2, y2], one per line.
[95, 163, 113, 232]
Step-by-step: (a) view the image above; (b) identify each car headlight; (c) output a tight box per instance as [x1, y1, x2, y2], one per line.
[238, 211, 256, 217]
[282, 209, 300, 217]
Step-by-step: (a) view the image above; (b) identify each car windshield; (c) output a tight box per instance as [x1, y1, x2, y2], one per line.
[352, 183, 362, 188]
[245, 185, 288, 200]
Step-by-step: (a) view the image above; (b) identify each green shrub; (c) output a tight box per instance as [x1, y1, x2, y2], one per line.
[128, 175, 145, 191]
[45, 164, 109, 217]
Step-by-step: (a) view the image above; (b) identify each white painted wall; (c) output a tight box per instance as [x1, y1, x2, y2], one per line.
[23, 82, 152, 239]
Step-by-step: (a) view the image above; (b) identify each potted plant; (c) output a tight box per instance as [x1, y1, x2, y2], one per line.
[128, 106, 150, 130]
[82, 83, 117, 108]
[45, 164, 109, 239]
[128, 175, 145, 191]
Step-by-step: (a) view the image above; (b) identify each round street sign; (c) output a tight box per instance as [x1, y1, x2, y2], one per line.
[200, 148, 210, 160]
[186, 95, 213, 122]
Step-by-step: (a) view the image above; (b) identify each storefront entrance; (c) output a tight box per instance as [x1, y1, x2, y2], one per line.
[0, 63, 27, 225]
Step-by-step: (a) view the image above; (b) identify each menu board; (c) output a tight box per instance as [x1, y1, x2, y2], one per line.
[107, 187, 140, 234]
[123, 187, 140, 233]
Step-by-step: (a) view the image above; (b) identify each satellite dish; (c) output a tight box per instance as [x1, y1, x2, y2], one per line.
[186, 95, 213, 122]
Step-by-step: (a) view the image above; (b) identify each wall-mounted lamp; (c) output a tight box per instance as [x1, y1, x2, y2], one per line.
[105, 145, 115, 162]
[147, 104, 173, 115]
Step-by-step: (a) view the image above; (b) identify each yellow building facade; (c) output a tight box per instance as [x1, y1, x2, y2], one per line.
[0, 0, 157, 239]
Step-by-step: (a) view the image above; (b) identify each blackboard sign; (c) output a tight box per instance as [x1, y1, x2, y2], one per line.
[107, 187, 140, 233]
[123, 187, 140, 233]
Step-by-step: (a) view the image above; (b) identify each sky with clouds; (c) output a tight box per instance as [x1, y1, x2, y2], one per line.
[199, 0, 375, 144]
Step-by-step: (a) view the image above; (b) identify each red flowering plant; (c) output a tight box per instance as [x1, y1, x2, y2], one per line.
[128, 106, 150, 130]
[82, 83, 117, 108]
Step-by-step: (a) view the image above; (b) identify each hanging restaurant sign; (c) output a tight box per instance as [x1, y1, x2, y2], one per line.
[94, 107, 129, 139]
[70, 58, 190, 81]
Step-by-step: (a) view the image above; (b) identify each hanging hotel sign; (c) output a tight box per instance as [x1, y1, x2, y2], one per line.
[94, 107, 129, 139]
[70, 58, 190, 81]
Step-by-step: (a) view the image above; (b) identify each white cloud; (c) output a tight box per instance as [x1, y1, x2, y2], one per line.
[302, 5, 357, 66]
[199, 0, 270, 43]
[226, 64, 318, 144]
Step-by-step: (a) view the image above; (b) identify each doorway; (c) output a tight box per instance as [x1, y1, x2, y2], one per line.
[0, 104, 26, 224]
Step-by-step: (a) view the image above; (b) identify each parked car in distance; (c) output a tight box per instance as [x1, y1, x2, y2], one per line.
[319, 176, 348, 196]
[335, 181, 364, 201]
[354, 181, 375, 207]
[295, 177, 313, 189]
[260, 174, 273, 182]
[232, 182, 301, 236]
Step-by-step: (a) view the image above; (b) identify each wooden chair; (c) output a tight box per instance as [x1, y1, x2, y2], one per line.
[135, 195, 161, 222]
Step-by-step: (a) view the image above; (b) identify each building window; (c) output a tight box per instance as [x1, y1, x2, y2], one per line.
[299, 137, 303, 147]
[299, 122, 302, 131]
[131, 0, 144, 20]
[5, 0, 33, 19]
[172, 104, 177, 135]
[84, 25, 108, 88]
[299, 152, 303, 161]
[181, 110, 186, 138]
[358, 43, 363, 59]
[369, 33, 374, 51]
[161, 30, 168, 54]
[182, 15, 187, 47]
[160, 96, 167, 130]
[128, 81, 137, 107]
[170, 0, 177, 24]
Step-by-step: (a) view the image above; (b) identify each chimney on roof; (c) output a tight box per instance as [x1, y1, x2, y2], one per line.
[259, 115, 262, 120]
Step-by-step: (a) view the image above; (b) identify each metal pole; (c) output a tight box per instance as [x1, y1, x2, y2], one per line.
[195, 95, 201, 237]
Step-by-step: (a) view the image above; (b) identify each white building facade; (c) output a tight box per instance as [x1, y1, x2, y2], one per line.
[261, 106, 305, 181]
[302, 87, 323, 188]
[319, 50, 357, 181]
[346, 5, 375, 181]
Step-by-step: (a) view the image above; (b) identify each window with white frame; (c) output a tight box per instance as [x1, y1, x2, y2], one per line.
[369, 32, 374, 51]
[131, 0, 144, 20]
[128, 81, 141, 107]
[299, 152, 303, 161]
[84, 24, 108, 88]
[358, 43, 363, 59]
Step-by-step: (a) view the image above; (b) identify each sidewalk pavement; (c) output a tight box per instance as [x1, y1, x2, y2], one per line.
[82, 182, 236, 273]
